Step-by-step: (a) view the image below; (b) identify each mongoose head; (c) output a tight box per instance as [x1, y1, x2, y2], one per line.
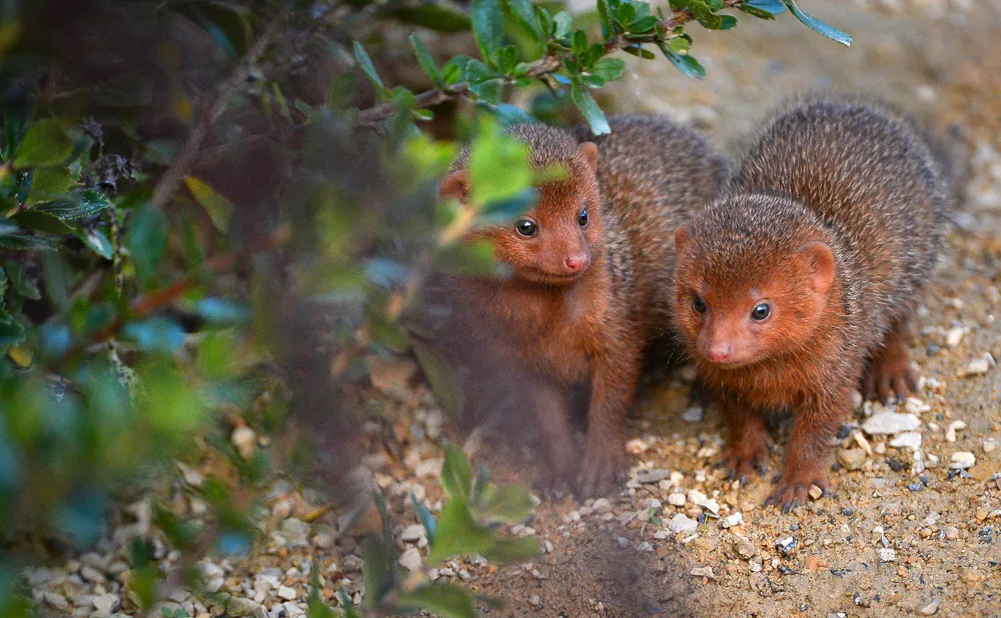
[439, 126, 602, 285]
[672, 194, 837, 368]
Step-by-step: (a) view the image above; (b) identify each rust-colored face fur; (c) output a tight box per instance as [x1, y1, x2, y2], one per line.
[440, 142, 602, 285]
[672, 225, 836, 368]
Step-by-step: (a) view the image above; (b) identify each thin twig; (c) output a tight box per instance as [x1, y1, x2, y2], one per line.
[150, 22, 281, 210]
[356, 0, 746, 126]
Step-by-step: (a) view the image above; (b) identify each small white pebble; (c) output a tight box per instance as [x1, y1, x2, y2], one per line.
[945, 327, 965, 348]
[878, 548, 897, 563]
[950, 452, 976, 469]
[668, 493, 686, 507]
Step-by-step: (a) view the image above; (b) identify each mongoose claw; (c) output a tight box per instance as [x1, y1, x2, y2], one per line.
[575, 448, 620, 499]
[766, 474, 828, 513]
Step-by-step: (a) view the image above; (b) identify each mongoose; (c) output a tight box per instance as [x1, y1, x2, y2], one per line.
[428, 116, 727, 497]
[671, 98, 952, 511]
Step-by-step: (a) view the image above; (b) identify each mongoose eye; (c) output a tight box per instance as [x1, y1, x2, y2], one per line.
[692, 295, 707, 315]
[578, 207, 589, 227]
[515, 219, 537, 237]
[751, 303, 771, 321]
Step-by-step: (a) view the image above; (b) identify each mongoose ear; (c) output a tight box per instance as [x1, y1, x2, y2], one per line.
[674, 227, 691, 257]
[796, 241, 836, 294]
[439, 170, 469, 202]
[577, 142, 599, 174]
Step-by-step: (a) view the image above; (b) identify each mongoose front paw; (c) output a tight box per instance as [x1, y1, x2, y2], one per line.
[863, 336, 919, 404]
[575, 448, 620, 499]
[720, 441, 771, 485]
[765, 474, 828, 513]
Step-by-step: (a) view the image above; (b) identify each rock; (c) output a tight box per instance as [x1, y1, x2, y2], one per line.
[690, 567, 715, 580]
[878, 548, 897, 563]
[231, 426, 257, 459]
[398, 547, 422, 572]
[279, 518, 310, 547]
[625, 438, 649, 454]
[682, 407, 704, 422]
[808, 485, 824, 500]
[853, 431, 873, 455]
[945, 327, 965, 348]
[984, 438, 999, 456]
[592, 498, 613, 515]
[961, 568, 985, 583]
[687, 490, 719, 514]
[732, 535, 757, 559]
[889, 432, 922, 450]
[904, 398, 931, 414]
[616, 537, 629, 549]
[367, 356, 418, 398]
[668, 514, 699, 534]
[945, 526, 960, 540]
[804, 555, 827, 572]
[311, 529, 336, 549]
[950, 452, 976, 469]
[776, 537, 797, 555]
[636, 541, 652, 552]
[636, 469, 671, 484]
[920, 599, 940, 615]
[838, 448, 867, 471]
[45, 593, 70, 611]
[92, 595, 118, 613]
[668, 493, 686, 507]
[721, 512, 743, 529]
[945, 420, 966, 442]
[851, 390, 864, 409]
[80, 565, 105, 583]
[226, 598, 259, 617]
[276, 586, 297, 602]
[862, 412, 921, 435]
[959, 358, 990, 377]
[400, 524, 426, 543]
[529, 595, 541, 606]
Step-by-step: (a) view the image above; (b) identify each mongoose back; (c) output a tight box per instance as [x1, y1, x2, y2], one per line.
[671, 98, 952, 510]
[430, 116, 727, 497]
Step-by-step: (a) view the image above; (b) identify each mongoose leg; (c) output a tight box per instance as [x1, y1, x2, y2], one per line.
[719, 399, 773, 484]
[529, 376, 577, 497]
[576, 347, 640, 498]
[863, 320, 919, 404]
[766, 388, 851, 512]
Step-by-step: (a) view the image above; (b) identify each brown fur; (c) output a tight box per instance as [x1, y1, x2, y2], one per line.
[425, 117, 727, 497]
[672, 97, 953, 511]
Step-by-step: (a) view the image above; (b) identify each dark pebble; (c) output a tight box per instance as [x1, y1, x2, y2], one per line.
[842, 508, 855, 516]
[907, 482, 923, 492]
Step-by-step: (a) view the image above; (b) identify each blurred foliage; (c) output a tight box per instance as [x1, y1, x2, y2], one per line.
[0, 0, 850, 616]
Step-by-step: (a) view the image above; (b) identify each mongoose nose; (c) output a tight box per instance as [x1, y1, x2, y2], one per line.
[706, 342, 733, 363]
[564, 254, 589, 273]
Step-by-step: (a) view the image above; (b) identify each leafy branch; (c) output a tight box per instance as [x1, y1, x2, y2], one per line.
[355, 0, 850, 133]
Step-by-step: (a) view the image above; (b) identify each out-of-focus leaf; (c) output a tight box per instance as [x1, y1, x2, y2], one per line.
[409, 34, 440, 82]
[0, 311, 25, 353]
[720, 14, 738, 29]
[123, 317, 186, 354]
[410, 491, 437, 545]
[195, 298, 250, 326]
[3, 262, 40, 301]
[471, 0, 505, 62]
[13, 119, 72, 168]
[91, 74, 155, 107]
[398, 583, 477, 618]
[782, 0, 851, 46]
[9, 211, 73, 235]
[477, 188, 537, 226]
[505, 0, 543, 42]
[482, 484, 534, 524]
[467, 118, 533, 207]
[426, 500, 492, 566]
[410, 335, 465, 420]
[482, 103, 537, 126]
[552, 10, 573, 38]
[570, 78, 610, 135]
[353, 41, 386, 91]
[480, 536, 540, 563]
[27, 166, 73, 204]
[42, 251, 70, 311]
[440, 442, 473, 501]
[389, 3, 472, 33]
[77, 227, 114, 260]
[469, 78, 503, 104]
[184, 176, 234, 233]
[127, 204, 167, 283]
[592, 57, 626, 82]
[0, 235, 57, 251]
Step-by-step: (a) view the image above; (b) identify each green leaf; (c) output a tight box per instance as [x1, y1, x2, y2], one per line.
[389, 3, 472, 33]
[623, 44, 656, 59]
[3, 261, 41, 300]
[398, 583, 477, 618]
[782, 0, 851, 46]
[597, 0, 614, 34]
[663, 48, 706, 79]
[9, 210, 74, 235]
[471, 0, 505, 63]
[127, 205, 168, 283]
[592, 57, 626, 82]
[616, 2, 636, 25]
[720, 15, 738, 29]
[426, 500, 493, 566]
[77, 227, 115, 260]
[553, 10, 573, 38]
[629, 15, 659, 33]
[479, 536, 540, 564]
[572, 29, 588, 58]
[469, 78, 503, 104]
[14, 119, 73, 168]
[581, 74, 606, 88]
[0, 235, 58, 251]
[482, 484, 535, 524]
[184, 176, 234, 233]
[440, 59, 465, 85]
[411, 491, 437, 545]
[362, 497, 398, 606]
[504, 0, 543, 42]
[352, 41, 386, 91]
[0, 311, 26, 354]
[34, 190, 111, 220]
[409, 34, 440, 82]
[27, 166, 74, 204]
[741, 0, 786, 17]
[440, 442, 473, 501]
[467, 118, 534, 206]
[570, 78, 610, 135]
